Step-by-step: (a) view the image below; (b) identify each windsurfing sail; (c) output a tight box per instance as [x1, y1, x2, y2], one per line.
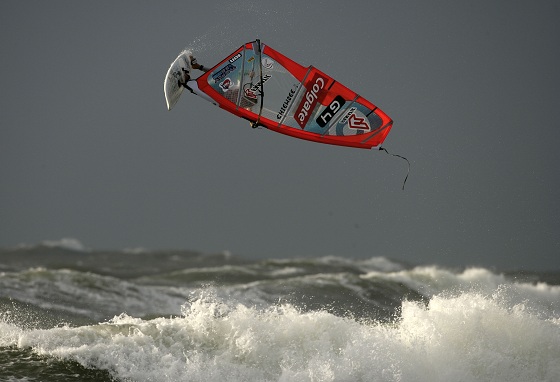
[166, 40, 393, 150]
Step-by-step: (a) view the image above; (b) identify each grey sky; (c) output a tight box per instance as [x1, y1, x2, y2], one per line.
[1, 1, 559, 270]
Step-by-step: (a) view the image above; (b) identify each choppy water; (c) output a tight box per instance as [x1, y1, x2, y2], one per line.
[1, 240, 559, 381]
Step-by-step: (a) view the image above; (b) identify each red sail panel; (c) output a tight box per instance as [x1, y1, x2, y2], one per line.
[196, 41, 393, 149]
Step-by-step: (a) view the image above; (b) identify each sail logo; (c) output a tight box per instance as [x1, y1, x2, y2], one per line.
[229, 53, 242, 63]
[249, 74, 271, 95]
[277, 84, 299, 120]
[295, 74, 326, 129]
[339, 107, 357, 125]
[219, 78, 233, 92]
[262, 57, 274, 70]
[348, 113, 371, 131]
[212, 63, 236, 83]
[244, 88, 257, 101]
[316, 95, 346, 127]
[243, 74, 271, 100]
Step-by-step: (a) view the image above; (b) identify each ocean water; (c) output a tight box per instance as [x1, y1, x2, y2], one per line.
[1, 240, 559, 381]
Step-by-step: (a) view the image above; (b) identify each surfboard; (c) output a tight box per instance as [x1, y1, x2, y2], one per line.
[164, 50, 193, 110]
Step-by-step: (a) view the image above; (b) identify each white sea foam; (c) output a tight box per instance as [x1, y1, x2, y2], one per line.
[0, 321, 23, 347]
[41, 238, 89, 252]
[6, 291, 559, 382]
[11, 237, 89, 252]
[363, 266, 560, 316]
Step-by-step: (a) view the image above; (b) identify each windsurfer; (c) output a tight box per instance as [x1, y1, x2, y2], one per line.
[179, 55, 209, 93]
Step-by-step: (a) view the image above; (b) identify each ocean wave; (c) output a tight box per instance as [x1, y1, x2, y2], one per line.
[363, 266, 560, 317]
[2, 247, 559, 380]
[0, 267, 191, 321]
[4, 292, 559, 382]
[12, 238, 90, 252]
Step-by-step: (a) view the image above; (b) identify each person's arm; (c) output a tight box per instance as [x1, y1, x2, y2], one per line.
[197, 64, 209, 73]
[191, 57, 208, 72]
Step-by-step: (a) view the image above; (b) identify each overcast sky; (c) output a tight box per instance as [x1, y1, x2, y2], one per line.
[1, 0, 559, 270]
